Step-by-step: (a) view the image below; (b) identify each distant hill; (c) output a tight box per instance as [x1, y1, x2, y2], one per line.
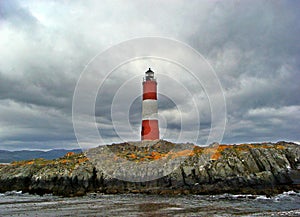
[0, 149, 82, 163]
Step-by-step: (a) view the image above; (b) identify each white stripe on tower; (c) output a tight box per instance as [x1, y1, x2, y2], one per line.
[142, 99, 158, 119]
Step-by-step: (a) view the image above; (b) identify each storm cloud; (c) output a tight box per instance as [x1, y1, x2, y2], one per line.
[0, 0, 299, 150]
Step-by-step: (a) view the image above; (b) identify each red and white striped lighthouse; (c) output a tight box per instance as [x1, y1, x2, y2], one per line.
[141, 68, 159, 140]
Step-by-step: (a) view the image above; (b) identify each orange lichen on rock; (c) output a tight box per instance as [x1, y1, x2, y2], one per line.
[210, 152, 221, 161]
[152, 152, 163, 160]
[77, 158, 88, 164]
[151, 151, 159, 157]
[235, 144, 251, 152]
[169, 149, 194, 159]
[209, 145, 231, 160]
[129, 153, 137, 159]
[59, 159, 70, 164]
[26, 161, 34, 165]
[193, 146, 204, 154]
[275, 145, 286, 150]
[65, 152, 75, 157]
[149, 151, 163, 160]
[217, 145, 230, 152]
[202, 147, 217, 155]
[12, 160, 35, 166]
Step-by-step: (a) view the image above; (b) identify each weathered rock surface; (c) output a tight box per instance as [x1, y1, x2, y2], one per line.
[0, 140, 299, 196]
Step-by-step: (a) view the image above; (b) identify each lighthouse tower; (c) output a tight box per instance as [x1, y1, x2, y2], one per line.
[141, 68, 159, 140]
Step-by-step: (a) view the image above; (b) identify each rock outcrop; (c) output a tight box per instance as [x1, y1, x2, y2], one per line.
[0, 141, 299, 196]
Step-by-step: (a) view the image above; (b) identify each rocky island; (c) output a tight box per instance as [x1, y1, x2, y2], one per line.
[0, 140, 299, 197]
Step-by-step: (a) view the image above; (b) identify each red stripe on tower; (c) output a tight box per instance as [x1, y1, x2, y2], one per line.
[141, 68, 159, 140]
[143, 80, 157, 100]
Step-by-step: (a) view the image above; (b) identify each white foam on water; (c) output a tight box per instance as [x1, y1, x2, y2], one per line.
[273, 190, 300, 202]
[261, 209, 300, 216]
[4, 190, 23, 196]
[255, 195, 270, 200]
[164, 207, 184, 211]
[230, 194, 256, 199]
[216, 193, 260, 200]
[281, 190, 299, 196]
[253, 191, 300, 202]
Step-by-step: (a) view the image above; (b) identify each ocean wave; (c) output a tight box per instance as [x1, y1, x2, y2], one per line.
[254, 190, 300, 202]
[273, 190, 300, 202]
[208, 193, 258, 200]
[255, 195, 270, 200]
[209, 191, 300, 201]
[255, 209, 300, 217]
[279, 190, 300, 196]
[3, 190, 23, 196]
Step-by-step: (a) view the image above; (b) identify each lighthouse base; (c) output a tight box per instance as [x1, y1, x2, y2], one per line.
[141, 119, 159, 140]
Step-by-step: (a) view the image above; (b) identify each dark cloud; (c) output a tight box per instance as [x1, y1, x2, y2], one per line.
[0, 0, 37, 27]
[0, 71, 75, 111]
[0, 0, 299, 150]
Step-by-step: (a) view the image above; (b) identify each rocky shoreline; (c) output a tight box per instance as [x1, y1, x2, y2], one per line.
[0, 140, 299, 197]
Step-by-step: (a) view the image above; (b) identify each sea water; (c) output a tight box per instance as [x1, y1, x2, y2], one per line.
[0, 191, 300, 216]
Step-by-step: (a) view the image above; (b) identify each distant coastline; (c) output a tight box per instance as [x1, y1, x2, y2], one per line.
[0, 149, 82, 163]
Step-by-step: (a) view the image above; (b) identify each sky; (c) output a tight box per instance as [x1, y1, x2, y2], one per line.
[0, 0, 299, 150]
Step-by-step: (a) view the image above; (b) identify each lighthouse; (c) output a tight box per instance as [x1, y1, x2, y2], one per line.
[141, 68, 159, 140]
